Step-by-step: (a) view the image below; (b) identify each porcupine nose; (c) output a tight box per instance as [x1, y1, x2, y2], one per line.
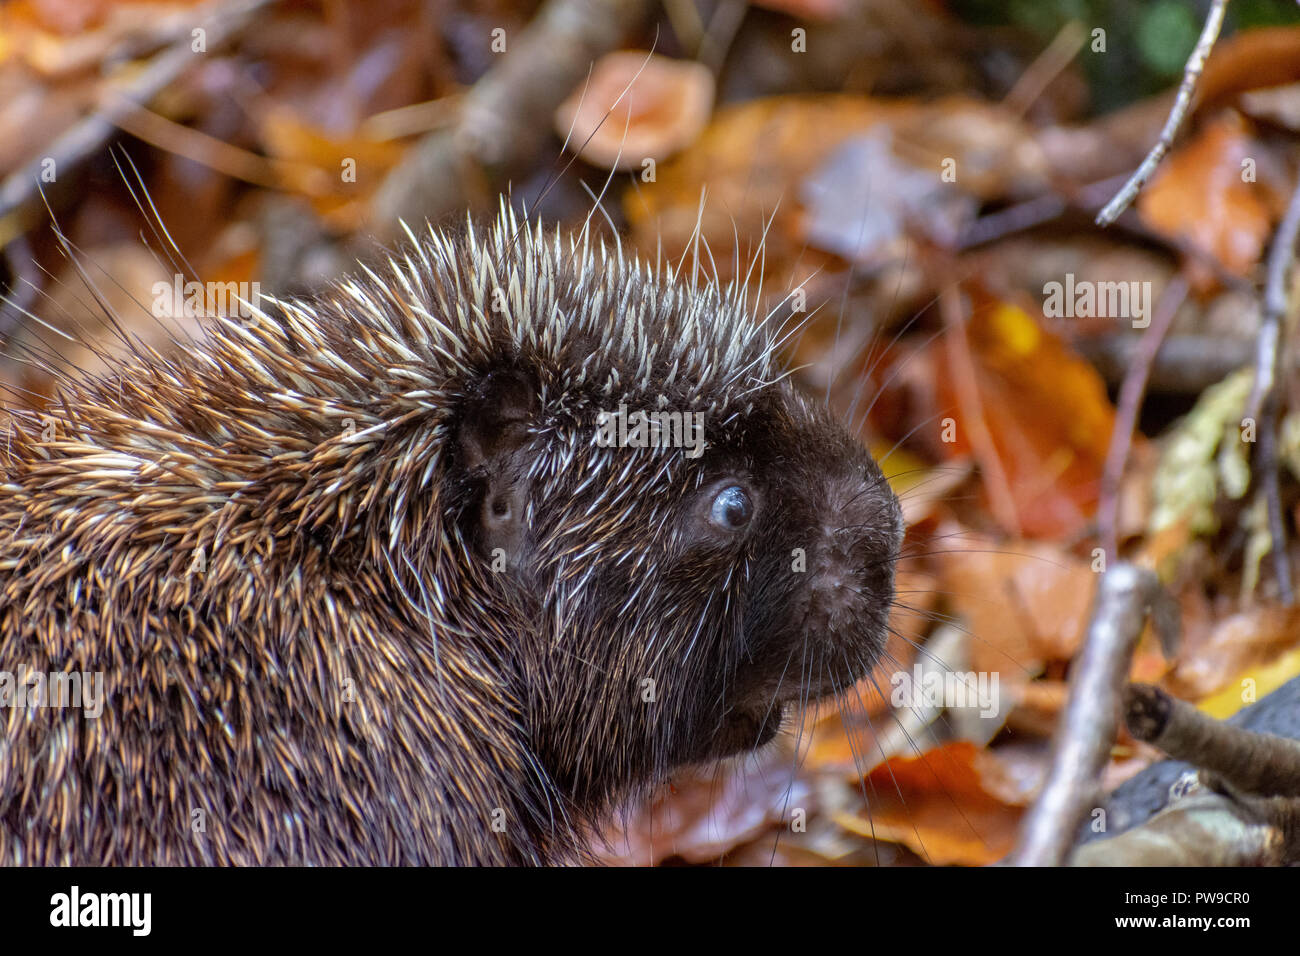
[803, 467, 900, 653]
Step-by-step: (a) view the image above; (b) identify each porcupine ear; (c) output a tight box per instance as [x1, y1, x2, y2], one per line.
[457, 368, 538, 562]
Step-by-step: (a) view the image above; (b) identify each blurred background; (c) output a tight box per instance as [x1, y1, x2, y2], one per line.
[4, 0, 1300, 865]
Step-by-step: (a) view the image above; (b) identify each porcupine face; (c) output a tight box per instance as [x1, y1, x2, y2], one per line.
[446, 213, 903, 812]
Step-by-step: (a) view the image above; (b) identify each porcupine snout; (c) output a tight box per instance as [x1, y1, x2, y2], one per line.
[801, 464, 904, 679]
[718, 442, 904, 756]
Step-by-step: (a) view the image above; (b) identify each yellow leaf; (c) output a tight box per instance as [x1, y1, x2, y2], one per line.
[1197, 645, 1300, 720]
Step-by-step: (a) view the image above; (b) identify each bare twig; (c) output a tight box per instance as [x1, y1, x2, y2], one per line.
[1003, 19, 1087, 119]
[1247, 177, 1300, 604]
[370, 0, 650, 236]
[107, 98, 330, 194]
[959, 172, 1259, 298]
[1071, 683, 1300, 865]
[1097, 276, 1190, 562]
[0, 0, 271, 246]
[1009, 564, 1169, 866]
[1094, 0, 1228, 227]
[697, 0, 749, 76]
[1079, 331, 1268, 395]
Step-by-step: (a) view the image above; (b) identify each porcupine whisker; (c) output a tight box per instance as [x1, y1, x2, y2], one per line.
[669, 185, 709, 289]
[833, 279, 932, 434]
[517, 26, 662, 247]
[834, 246, 920, 430]
[0, 298, 86, 395]
[875, 409, 955, 470]
[400, 550, 448, 702]
[862, 655, 1000, 859]
[869, 640, 989, 759]
[833, 462, 947, 514]
[114, 147, 203, 292]
[730, 364, 805, 401]
[769, 642, 830, 864]
[830, 667, 900, 837]
[845, 321, 949, 440]
[847, 661, 940, 862]
[751, 641, 803, 753]
[574, 100, 633, 258]
[11, 256, 121, 377]
[850, 525, 1024, 563]
[577, 180, 623, 253]
[840, 467, 943, 510]
[885, 599, 970, 633]
[0, 281, 77, 347]
[876, 587, 1036, 680]
[721, 284, 829, 394]
[823, 201, 876, 411]
[737, 195, 782, 299]
[57, 229, 199, 360]
[868, 618, 965, 675]
[33, 184, 174, 356]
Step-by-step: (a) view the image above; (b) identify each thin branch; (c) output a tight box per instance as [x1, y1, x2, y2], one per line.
[1097, 275, 1189, 562]
[1247, 176, 1300, 605]
[0, 0, 271, 243]
[370, 0, 651, 235]
[1094, 0, 1228, 227]
[1008, 564, 1168, 866]
[1002, 19, 1087, 119]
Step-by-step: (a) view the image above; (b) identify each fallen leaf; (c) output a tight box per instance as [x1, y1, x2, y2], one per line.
[836, 742, 1024, 865]
[1138, 113, 1276, 288]
[934, 526, 1097, 692]
[593, 745, 810, 866]
[555, 50, 714, 172]
[1169, 603, 1300, 700]
[1199, 26, 1300, 106]
[935, 293, 1117, 538]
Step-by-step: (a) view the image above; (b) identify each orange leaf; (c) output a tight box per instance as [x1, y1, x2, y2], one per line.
[935, 293, 1117, 538]
[555, 51, 714, 172]
[838, 742, 1024, 865]
[1138, 113, 1273, 286]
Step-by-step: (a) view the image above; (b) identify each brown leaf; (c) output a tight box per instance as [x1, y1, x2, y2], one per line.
[593, 746, 808, 866]
[935, 527, 1096, 688]
[836, 742, 1024, 865]
[935, 292, 1117, 538]
[1199, 26, 1300, 106]
[1137, 113, 1274, 287]
[1168, 603, 1300, 700]
[555, 50, 714, 172]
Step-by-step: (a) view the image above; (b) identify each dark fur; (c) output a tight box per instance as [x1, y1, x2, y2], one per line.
[0, 208, 901, 864]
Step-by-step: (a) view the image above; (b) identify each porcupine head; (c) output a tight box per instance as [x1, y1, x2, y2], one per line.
[439, 206, 905, 829]
[0, 202, 902, 865]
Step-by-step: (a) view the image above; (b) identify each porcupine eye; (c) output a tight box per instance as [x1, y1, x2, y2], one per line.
[709, 485, 753, 531]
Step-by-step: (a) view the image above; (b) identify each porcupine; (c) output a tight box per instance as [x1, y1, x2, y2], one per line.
[0, 204, 904, 865]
